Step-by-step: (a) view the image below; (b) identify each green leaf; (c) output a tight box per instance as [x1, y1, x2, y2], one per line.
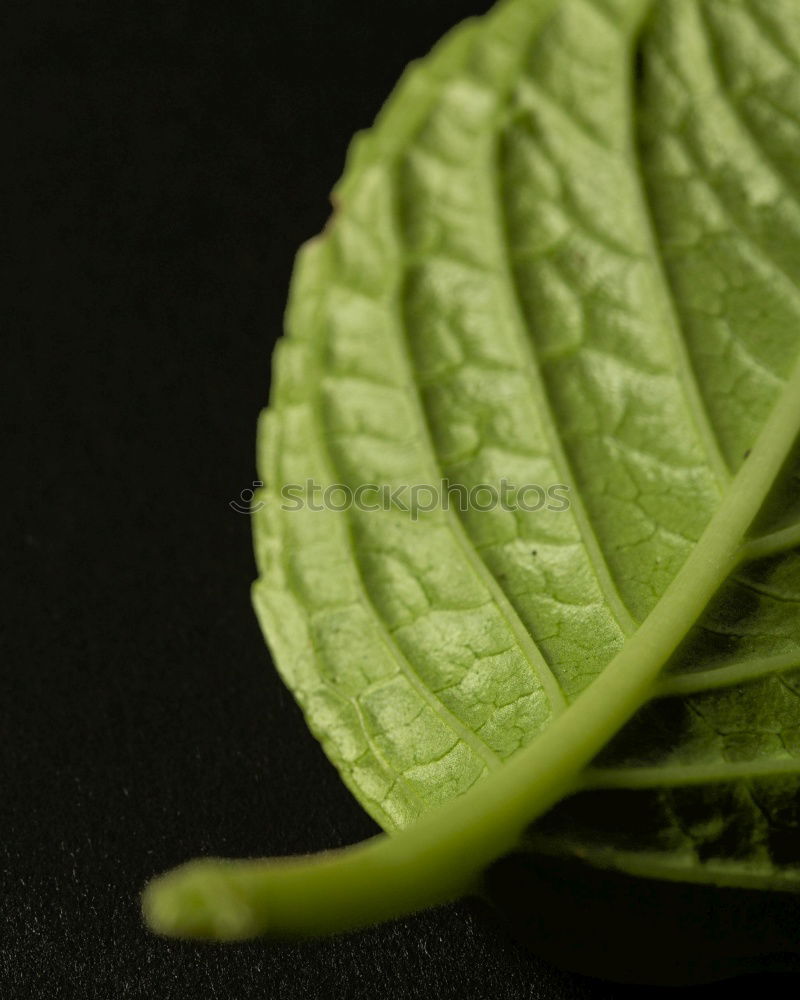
[143, 0, 800, 960]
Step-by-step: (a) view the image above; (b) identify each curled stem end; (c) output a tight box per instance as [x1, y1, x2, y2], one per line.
[142, 859, 268, 941]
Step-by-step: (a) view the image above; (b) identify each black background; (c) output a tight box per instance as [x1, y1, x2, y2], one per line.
[6, 1, 800, 996]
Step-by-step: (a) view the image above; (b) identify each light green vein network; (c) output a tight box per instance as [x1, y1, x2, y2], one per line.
[143, 0, 800, 940]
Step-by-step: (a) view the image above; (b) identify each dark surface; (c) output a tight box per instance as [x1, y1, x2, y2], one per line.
[486, 853, 800, 986]
[5, 1, 800, 996]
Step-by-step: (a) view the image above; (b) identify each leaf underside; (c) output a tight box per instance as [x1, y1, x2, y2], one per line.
[253, 0, 800, 893]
